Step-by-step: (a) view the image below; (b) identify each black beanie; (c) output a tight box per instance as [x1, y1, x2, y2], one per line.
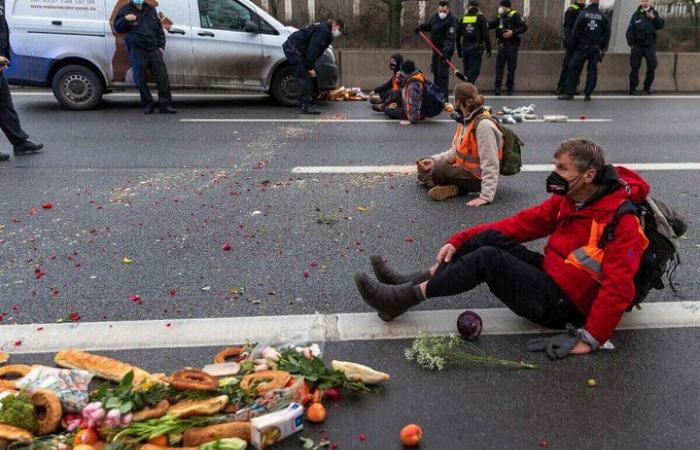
[400, 59, 416, 74]
[391, 53, 404, 66]
[500, 0, 512, 7]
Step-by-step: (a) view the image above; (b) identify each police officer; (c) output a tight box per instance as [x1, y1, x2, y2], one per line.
[490, 0, 528, 96]
[283, 19, 345, 115]
[115, 0, 176, 114]
[556, 0, 586, 96]
[558, 0, 610, 101]
[456, 0, 491, 84]
[627, 0, 665, 95]
[0, 0, 43, 162]
[416, 1, 458, 97]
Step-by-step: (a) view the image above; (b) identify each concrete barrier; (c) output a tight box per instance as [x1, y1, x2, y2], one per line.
[676, 53, 700, 92]
[338, 50, 683, 93]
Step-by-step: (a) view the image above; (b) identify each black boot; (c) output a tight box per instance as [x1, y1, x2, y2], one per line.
[370, 255, 431, 286]
[0, 153, 9, 161]
[355, 272, 425, 322]
[13, 141, 44, 155]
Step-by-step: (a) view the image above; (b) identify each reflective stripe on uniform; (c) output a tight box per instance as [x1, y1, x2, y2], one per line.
[463, 15, 478, 24]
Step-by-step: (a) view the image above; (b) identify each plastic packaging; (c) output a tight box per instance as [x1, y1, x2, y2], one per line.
[15, 366, 94, 412]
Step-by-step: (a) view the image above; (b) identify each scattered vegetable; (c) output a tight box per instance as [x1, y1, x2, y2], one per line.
[457, 311, 483, 341]
[73, 428, 99, 446]
[400, 424, 423, 447]
[305, 403, 326, 423]
[331, 361, 390, 385]
[0, 393, 38, 433]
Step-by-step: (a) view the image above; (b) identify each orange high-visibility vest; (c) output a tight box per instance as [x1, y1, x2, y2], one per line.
[565, 216, 649, 283]
[391, 74, 400, 92]
[453, 113, 503, 179]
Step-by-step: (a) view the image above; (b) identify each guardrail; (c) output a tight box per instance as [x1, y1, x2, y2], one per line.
[337, 50, 698, 92]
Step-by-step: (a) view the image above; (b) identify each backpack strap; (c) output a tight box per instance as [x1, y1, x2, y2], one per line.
[598, 200, 642, 249]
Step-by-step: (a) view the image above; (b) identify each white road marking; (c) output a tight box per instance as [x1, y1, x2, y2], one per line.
[292, 162, 700, 174]
[180, 118, 611, 124]
[12, 92, 269, 99]
[2, 302, 698, 354]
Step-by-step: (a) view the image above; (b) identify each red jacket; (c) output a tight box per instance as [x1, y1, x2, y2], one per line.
[447, 166, 650, 344]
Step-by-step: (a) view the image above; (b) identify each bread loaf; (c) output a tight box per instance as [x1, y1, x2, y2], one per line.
[168, 395, 228, 418]
[183, 422, 251, 446]
[54, 350, 151, 385]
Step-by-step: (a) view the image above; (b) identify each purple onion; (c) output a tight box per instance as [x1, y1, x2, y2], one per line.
[457, 311, 483, 341]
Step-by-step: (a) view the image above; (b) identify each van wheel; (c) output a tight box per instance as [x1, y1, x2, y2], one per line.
[52, 65, 104, 111]
[270, 66, 298, 107]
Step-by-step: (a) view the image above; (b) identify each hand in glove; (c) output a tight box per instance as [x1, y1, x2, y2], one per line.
[526, 324, 594, 360]
[486, 49, 492, 58]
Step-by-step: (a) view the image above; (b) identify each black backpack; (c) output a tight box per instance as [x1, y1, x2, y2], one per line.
[598, 198, 688, 311]
[422, 79, 446, 118]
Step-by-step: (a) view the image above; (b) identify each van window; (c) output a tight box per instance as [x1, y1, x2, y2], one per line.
[198, 0, 252, 32]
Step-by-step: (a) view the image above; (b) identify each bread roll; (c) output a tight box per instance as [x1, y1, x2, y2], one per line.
[0, 424, 33, 442]
[54, 350, 151, 385]
[168, 395, 228, 418]
[183, 422, 251, 446]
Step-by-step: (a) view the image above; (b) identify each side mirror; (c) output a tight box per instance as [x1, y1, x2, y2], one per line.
[244, 20, 260, 33]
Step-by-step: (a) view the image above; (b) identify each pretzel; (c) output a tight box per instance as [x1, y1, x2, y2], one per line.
[171, 369, 218, 391]
[240, 370, 291, 394]
[214, 347, 246, 364]
[31, 390, 62, 435]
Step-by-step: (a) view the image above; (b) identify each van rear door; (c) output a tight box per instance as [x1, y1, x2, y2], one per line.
[6, 0, 108, 85]
[189, 0, 263, 88]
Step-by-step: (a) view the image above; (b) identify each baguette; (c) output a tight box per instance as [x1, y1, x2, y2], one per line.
[182, 421, 251, 446]
[54, 350, 151, 385]
[0, 424, 33, 442]
[141, 446, 198, 450]
[132, 400, 170, 422]
[168, 395, 228, 418]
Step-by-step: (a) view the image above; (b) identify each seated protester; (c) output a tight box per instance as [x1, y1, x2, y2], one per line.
[384, 60, 426, 125]
[416, 83, 502, 208]
[356, 138, 650, 360]
[370, 53, 404, 112]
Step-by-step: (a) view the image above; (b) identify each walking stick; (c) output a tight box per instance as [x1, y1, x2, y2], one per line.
[418, 31, 467, 82]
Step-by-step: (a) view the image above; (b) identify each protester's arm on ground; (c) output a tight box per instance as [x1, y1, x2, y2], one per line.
[155, 9, 166, 50]
[583, 215, 648, 346]
[447, 196, 561, 250]
[374, 78, 393, 96]
[304, 28, 328, 70]
[475, 120, 501, 204]
[113, 6, 133, 33]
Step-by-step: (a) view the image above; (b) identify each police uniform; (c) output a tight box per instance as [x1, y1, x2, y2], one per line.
[283, 22, 334, 111]
[0, 0, 41, 159]
[563, 3, 610, 99]
[417, 12, 458, 97]
[456, 7, 491, 84]
[114, 1, 174, 113]
[491, 9, 528, 94]
[626, 5, 665, 94]
[556, 2, 585, 95]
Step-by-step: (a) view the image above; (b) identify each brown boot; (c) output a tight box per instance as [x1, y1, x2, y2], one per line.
[370, 255, 431, 286]
[354, 272, 425, 322]
[428, 185, 458, 201]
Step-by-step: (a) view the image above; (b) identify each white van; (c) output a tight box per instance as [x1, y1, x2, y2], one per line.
[5, 0, 339, 110]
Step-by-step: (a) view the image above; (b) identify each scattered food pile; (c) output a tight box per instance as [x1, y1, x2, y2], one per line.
[0, 344, 389, 450]
[491, 104, 538, 124]
[320, 87, 368, 102]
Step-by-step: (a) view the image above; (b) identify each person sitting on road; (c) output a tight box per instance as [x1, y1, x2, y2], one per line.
[356, 138, 650, 360]
[370, 53, 404, 113]
[417, 83, 502, 207]
[283, 18, 345, 115]
[384, 60, 426, 125]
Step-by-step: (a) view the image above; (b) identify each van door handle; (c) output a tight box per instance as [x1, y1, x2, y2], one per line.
[198, 31, 215, 37]
[168, 28, 186, 35]
[51, 21, 62, 26]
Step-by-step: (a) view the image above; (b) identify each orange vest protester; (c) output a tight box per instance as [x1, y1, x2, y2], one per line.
[452, 113, 503, 179]
[391, 74, 401, 92]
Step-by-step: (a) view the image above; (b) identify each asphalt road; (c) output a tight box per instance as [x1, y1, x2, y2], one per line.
[1, 91, 699, 449]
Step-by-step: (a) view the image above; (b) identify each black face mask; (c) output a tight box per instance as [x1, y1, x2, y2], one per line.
[390, 63, 398, 71]
[546, 171, 586, 196]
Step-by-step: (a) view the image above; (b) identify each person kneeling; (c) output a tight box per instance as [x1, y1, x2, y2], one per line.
[370, 54, 404, 113]
[356, 138, 650, 360]
[417, 83, 502, 208]
[384, 60, 426, 125]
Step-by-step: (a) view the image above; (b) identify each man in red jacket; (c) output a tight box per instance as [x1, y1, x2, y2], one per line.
[355, 137, 649, 359]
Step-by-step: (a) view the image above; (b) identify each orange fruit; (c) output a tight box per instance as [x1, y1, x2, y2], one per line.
[400, 424, 423, 447]
[73, 446, 95, 450]
[148, 435, 169, 446]
[73, 429, 98, 446]
[305, 403, 327, 423]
